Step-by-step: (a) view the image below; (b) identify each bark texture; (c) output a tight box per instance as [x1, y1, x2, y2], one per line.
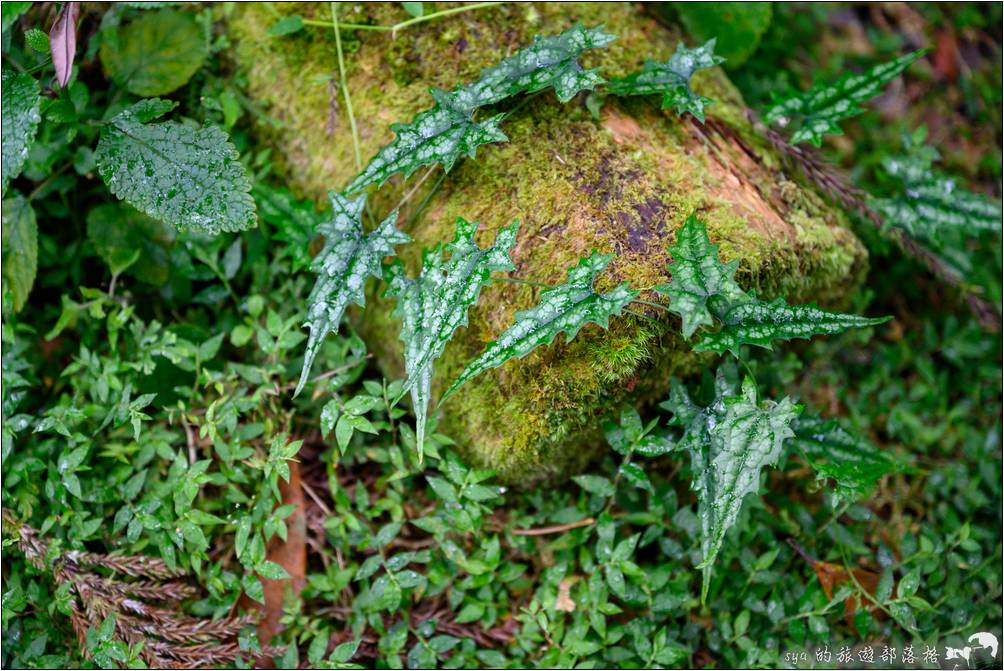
[229, 2, 869, 482]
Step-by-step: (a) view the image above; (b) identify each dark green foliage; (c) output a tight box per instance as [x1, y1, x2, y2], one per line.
[656, 215, 889, 354]
[607, 40, 724, 121]
[1, 3, 1001, 669]
[96, 100, 258, 235]
[763, 50, 924, 145]
[345, 24, 614, 193]
[387, 219, 518, 460]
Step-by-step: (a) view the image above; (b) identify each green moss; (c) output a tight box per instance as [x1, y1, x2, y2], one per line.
[229, 2, 870, 484]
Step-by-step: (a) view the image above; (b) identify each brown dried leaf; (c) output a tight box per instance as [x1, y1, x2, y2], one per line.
[812, 560, 888, 625]
[49, 2, 80, 88]
[258, 460, 308, 646]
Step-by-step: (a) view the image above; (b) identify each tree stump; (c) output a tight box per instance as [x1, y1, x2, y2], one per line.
[230, 2, 868, 482]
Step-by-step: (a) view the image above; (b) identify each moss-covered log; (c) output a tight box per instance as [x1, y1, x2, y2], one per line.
[229, 2, 868, 483]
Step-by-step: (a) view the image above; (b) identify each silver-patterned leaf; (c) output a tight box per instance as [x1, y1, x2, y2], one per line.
[607, 39, 724, 121]
[443, 252, 637, 402]
[296, 193, 410, 395]
[387, 219, 518, 459]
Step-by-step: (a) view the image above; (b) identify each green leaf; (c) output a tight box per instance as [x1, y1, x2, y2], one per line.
[694, 297, 890, 356]
[400, 2, 423, 18]
[386, 219, 518, 460]
[296, 193, 410, 395]
[869, 135, 1002, 244]
[443, 252, 637, 401]
[269, 14, 304, 36]
[656, 213, 746, 338]
[607, 40, 724, 122]
[1, 2, 31, 33]
[790, 412, 902, 503]
[99, 9, 208, 97]
[470, 23, 616, 105]
[655, 214, 889, 353]
[24, 28, 49, 53]
[668, 372, 800, 602]
[343, 92, 506, 194]
[673, 2, 771, 67]
[1, 70, 41, 196]
[96, 99, 257, 235]
[86, 203, 175, 285]
[1, 195, 37, 312]
[572, 474, 615, 497]
[764, 50, 924, 146]
[344, 24, 614, 193]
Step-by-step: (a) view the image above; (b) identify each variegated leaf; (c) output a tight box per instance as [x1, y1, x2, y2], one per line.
[345, 24, 614, 193]
[764, 50, 924, 146]
[608, 39, 724, 121]
[663, 370, 800, 602]
[655, 214, 888, 353]
[387, 219, 519, 460]
[297, 193, 410, 395]
[442, 252, 637, 402]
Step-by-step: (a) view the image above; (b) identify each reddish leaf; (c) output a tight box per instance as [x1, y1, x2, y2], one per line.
[49, 2, 80, 88]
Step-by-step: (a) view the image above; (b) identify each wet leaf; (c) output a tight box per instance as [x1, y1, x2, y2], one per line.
[1, 70, 41, 196]
[443, 252, 637, 401]
[386, 218, 518, 460]
[96, 99, 257, 235]
[297, 193, 409, 395]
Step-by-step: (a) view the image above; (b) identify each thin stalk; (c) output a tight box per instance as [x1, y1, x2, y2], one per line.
[302, 2, 505, 34]
[331, 3, 362, 173]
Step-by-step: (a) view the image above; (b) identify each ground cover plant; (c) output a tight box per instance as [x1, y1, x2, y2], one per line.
[1, 2, 1001, 669]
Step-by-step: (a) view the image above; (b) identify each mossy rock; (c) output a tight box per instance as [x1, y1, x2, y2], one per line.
[228, 2, 868, 483]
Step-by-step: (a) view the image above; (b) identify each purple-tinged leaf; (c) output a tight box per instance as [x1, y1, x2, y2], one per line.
[49, 2, 80, 88]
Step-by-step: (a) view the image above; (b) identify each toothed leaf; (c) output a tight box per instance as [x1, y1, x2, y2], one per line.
[666, 372, 799, 602]
[472, 23, 616, 104]
[96, 99, 257, 234]
[790, 413, 903, 504]
[654, 214, 746, 338]
[1, 195, 37, 312]
[608, 39, 724, 121]
[345, 25, 614, 193]
[764, 50, 924, 146]
[655, 215, 889, 352]
[443, 252, 637, 401]
[387, 219, 519, 459]
[695, 298, 890, 356]
[343, 99, 507, 194]
[869, 136, 1002, 244]
[2, 70, 41, 196]
[297, 193, 409, 395]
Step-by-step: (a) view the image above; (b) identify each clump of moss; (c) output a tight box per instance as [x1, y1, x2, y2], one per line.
[229, 2, 870, 484]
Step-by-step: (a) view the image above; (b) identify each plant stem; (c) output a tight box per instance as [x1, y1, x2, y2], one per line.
[631, 298, 669, 311]
[302, 2, 506, 34]
[331, 2, 362, 173]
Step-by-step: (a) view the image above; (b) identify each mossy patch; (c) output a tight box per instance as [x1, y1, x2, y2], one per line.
[228, 2, 869, 484]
